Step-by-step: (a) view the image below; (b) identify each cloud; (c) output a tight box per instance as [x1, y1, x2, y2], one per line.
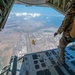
[10, 12, 41, 18]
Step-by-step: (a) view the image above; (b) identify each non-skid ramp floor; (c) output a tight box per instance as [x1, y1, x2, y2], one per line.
[19, 47, 75, 75]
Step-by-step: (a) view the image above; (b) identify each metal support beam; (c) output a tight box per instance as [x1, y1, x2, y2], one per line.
[0, 0, 15, 30]
[12, 56, 17, 75]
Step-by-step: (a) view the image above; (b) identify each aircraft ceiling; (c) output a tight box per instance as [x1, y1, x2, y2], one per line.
[15, 0, 47, 5]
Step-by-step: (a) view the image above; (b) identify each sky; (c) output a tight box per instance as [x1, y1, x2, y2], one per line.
[8, 4, 64, 28]
[11, 4, 64, 16]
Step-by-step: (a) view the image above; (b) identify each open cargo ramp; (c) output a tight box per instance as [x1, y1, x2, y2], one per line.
[19, 47, 75, 75]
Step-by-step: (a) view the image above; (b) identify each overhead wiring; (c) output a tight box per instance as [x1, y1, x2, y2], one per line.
[17, 0, 46, 5]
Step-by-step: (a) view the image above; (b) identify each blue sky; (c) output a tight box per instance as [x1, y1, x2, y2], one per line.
[7, 4, 64, 28]
[12, 4, 64, 16]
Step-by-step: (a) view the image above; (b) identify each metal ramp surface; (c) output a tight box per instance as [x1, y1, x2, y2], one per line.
[19, 47, 75, 75]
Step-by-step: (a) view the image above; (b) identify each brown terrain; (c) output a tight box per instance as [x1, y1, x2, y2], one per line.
[0, 30, 21, 69]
